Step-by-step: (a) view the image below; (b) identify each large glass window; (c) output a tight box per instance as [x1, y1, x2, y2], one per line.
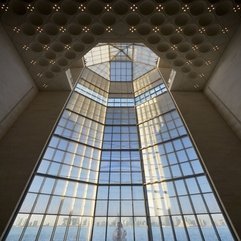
[110, 61, 132, 81]
[4, 44, 237, 241]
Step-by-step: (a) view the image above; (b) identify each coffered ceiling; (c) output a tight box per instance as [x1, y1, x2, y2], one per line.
[1, 0, 240, 91]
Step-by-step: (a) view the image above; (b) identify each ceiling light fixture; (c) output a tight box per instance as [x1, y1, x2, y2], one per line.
[207, 4, 215, 13]
[130, 4, 138, 12]
[36, 27, 43, 33]
[59, 27, 66, 33]
[171, 45, 177, 50]
[26, 4, 34, 12]
[43, 45, 50, 50]
[198, 27, 206, 34]
[53, 4, 60, 12]
[13, 27, 20, 33]
[79, 4, 86, 12]
[192, 45, 198, 51]
[182, 4, 189, 12]
[1, 3, 8, 12]
[176, 27, 183, 33]
[153, 27, 160, 33]
[233, 5, 240, 12]
[64, 45, 71, 50]
[129, 26, 136, 33]
[82, 26, 89, 33]
[221, 27, 229, 34]
[106, 26, 113, 33]
[104, 4, 112, 12]
[156, 4, 163, 12]
[22, 45, 29, 50]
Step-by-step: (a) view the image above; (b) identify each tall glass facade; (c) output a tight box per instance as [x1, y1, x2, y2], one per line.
[3, 44, 237, 241]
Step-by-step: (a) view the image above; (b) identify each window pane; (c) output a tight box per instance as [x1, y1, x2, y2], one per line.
[134, 217, 148, 241]
[92, 217, 106, 241]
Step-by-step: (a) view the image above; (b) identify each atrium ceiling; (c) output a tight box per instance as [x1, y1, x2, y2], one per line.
[0, 0, 240, 90]
[84, 43, 159, 80]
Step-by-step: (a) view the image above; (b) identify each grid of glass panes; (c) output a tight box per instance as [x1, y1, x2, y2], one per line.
[110, 61, 132, 81]
[91, 105, 149, 241]
[78, 78, 108, 98]
[84, 44, 159, 82]
[102, 125, 139, 150]
[112, 50, 131, 61]
[6, 175, 96, 241]
[136, 86, 235, 241]
[133, 45, 158, 67]
[136, 93, 176, 124]
[133, 62, 155, 80]
[55, 110, 104, 148]
[108, 98, 135, 107]
[75, 83, 107, 105]
[4, 79, 107, 241]
[135, 83, 167, 106]
[149, 178, 234, 241]
[81, 67, 110, 92]
[133, 69, 163, 96]
[139, 110, 187, 148]
[109, 43, 133, 60]
[141, 137, 203, 184]
[67, 92, 106, 124]
[88, 62, 110, 81]
[4, 43, 237, 241]
[84, 44, 110, 66]
[38, 135, 101, 183]
[98, 150, 143, 185]
[105, 107, 136, 125]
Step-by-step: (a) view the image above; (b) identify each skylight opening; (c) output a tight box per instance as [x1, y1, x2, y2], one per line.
[83, 43, 159, 81]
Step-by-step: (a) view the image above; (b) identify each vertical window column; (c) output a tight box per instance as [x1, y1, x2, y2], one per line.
[92, 105, 149, 241]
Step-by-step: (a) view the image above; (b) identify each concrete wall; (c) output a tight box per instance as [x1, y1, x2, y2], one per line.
[0, 24, 38, 139]
[205, 24, 241, 140]
[0, 91, 70, 237]
[172, 91, 241, 239]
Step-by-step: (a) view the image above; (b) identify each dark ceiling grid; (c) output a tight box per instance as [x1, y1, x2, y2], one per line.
[0, 0, 240, 90]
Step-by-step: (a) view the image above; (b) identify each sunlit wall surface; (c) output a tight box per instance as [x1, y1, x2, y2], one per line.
[3, 44, 237, 241]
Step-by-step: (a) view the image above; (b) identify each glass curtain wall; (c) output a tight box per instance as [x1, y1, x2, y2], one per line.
[4, 69, 109, 241]
[92, 88, 149, 241]
[133, 69, 235, 241]
[3, 43, 238, 241]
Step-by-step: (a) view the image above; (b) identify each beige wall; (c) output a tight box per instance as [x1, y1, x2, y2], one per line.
[0, 24, 38, 139]
[205, 24, 241, 140]
[172, 91, 241, 239]
[0, 91, 70, 237]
